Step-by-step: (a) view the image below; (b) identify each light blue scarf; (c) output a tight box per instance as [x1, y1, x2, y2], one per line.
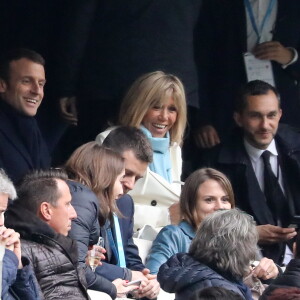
[141, 126, 172, 183]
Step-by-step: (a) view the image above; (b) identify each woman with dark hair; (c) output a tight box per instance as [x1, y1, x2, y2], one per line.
[157, 209, 258, 300]
[64, 142, 137, 299]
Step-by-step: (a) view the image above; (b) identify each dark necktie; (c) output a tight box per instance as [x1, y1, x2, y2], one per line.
[261, 150, 288, 225]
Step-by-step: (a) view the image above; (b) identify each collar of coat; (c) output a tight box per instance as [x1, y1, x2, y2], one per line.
[217, 124, 300, 165]
[5, 200, 79, 264]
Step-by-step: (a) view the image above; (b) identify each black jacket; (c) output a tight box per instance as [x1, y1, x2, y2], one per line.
[68, 182, 145, 298]
[157, 253, 252, 300]
[5, 201, 90, 300]
[0, 101, 50, 183]
[201, 124, 300, 264]
[68, 181, 117, 299]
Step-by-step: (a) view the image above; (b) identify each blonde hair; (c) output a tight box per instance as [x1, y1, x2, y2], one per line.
[119, 71, 187, 144]
[65, 142, 124, 224]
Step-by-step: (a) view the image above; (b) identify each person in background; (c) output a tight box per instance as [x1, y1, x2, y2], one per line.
[0, 48, 49, 183]
[201, 80, 299, 265]
[96, 71, 187, 230]
[0, 169, 40, 299]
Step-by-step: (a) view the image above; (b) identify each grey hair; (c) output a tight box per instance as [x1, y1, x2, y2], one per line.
[189, 208, 258, 278]
[0, 169, 17, 199]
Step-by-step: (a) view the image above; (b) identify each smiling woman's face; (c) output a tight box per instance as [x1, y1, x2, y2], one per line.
[142, 97, 177, 138]
[196, 179, 232, 225]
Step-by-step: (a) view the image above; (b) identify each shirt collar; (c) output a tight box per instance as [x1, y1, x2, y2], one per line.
[244, 138, 278, 162]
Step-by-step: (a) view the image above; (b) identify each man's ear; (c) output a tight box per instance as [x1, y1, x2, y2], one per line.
[233, 112, 242, 127]
[39, 202, 52, 222]
[0, 79, 7, 93]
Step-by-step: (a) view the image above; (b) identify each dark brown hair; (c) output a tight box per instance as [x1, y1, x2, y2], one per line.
[65, 142, 124, 224]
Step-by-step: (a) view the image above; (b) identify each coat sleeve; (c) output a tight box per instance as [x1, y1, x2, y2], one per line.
[117, 195, 145, 271]
[68, 183, 117, 298]
[9, 255, 42, 300]
[145, 226, 184, 274]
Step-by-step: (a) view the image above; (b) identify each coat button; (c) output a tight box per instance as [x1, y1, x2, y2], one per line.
[151, 200, 157, 206]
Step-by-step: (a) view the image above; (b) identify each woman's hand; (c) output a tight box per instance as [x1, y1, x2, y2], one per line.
[251, 257, 279, 280]
[112, 278, 139, 298]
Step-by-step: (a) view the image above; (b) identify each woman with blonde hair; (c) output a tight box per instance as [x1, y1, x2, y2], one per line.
[96, 71, 187, 231]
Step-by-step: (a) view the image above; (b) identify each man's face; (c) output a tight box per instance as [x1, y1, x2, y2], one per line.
[121, 150, 148, 194]
[234, 90, 282, 149]
[0, 58, 46, 116]
[0, 193, 8, 227]
[48, 179, 77, 236]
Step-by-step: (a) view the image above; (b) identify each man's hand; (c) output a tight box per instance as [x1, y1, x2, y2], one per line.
[0, 226, 22, 268]
[257, 224, 296, 244]
[253, 41, 294, 65]
[195, 125, 220, 149]
[169, 202, 180, 225]
[251, 257, 279, 280]
[59, 96, 78, 126]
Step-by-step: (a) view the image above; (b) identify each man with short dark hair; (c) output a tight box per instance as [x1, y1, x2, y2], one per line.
[5, 169, 90, 299]
[202, 80, 300, 265]
[0, 48, 50, 183]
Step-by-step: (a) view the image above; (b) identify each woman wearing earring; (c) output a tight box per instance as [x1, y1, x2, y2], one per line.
[96, 71, 187, 231]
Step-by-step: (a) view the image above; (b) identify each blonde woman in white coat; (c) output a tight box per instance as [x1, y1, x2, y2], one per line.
[96, 71, 187, 233]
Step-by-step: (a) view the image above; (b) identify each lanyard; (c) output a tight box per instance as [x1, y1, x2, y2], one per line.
[113, 213, 126, 268]
[244, 0, 276, 43]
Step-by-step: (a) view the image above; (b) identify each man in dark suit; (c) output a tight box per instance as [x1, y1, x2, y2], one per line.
[202, 80, 300, 265]
[196, 0, 300, 149]
[0, 48, 50, 183]
[100, 127, 160, 299]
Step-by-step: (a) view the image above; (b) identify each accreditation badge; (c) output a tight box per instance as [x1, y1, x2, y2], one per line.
[243, 52, 275, 86]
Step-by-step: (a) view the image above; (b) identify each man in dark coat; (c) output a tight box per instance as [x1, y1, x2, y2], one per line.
[0, 48, 50, 183]
[196, 0, 300, 149]
[5, 169, 91, 299]
[201, 80, 299, 265]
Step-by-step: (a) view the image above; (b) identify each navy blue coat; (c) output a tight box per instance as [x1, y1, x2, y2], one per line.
[95, 194, 145, 281]
[68, 181, 117, 299]
[0, 106, 50, 183]
[68, 182, 144, 297]
[158, 253, 252, 300]
[2, 249, 40, 300]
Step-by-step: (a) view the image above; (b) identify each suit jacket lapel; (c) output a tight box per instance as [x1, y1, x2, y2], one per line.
[0, 111, 33, 168]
